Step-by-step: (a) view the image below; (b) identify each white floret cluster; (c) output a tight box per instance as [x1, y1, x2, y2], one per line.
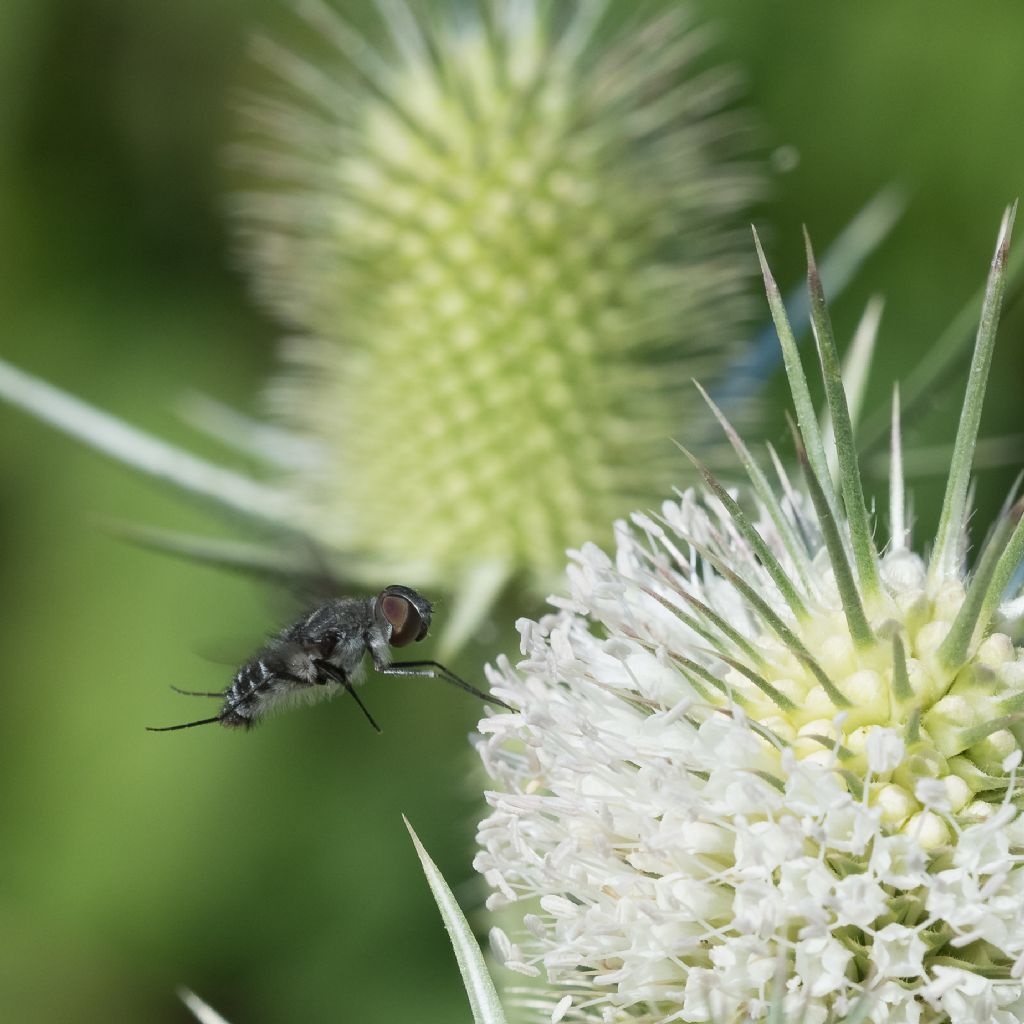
[476, 212, 1024, 1023]
[479, 533, 1024, 1023]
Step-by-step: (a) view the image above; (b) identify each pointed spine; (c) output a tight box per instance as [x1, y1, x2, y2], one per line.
[805, 229, 882, 599]
[889, 385, 907, 551]
[677, 444, 809, 620]
[767, 442, 817, 555]
[670, 653, 733, 702]
[685, 536, 849, 707]
[708, 650, 798, 712]
[963, 499, 1024, 667]
[670, 585, 768, 669]
[978, 499, 1024, 634]
[857, 222, 1024, 454]
[641, 585, 764, 668]
[930, 203, 1017, 583]
[792, 421, 875, 649]
[695, 380, 816, 594]
[821, 295, 883, 484]
[753, 227, 841, 523]
[0, 359, 292, 525]
[937, 500, 1022, 671]
[891, 633, 913, 702]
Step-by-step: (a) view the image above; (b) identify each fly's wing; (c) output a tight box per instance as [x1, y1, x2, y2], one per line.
[113, 522, 367, 606]
[135, 525, 385, 719]
[240, 540, 381, 647]
[126, 525, 372, 664]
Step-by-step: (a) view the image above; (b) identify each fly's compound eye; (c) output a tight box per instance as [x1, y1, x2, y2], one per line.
[381, 594, 423, 648]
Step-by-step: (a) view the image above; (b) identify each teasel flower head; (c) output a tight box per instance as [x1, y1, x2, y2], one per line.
[231, 0, 762, 614]
[476, 207, 1024, 1023]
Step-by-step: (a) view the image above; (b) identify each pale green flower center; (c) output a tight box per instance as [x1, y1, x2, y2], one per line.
[722, 549, 1021, 851]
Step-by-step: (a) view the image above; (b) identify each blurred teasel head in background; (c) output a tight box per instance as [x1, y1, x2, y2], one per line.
[226, 0, 763, 629]
[0, 0, 773, 655]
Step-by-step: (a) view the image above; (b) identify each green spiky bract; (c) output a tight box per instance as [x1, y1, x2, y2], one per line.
[406, 818, 508, 1024]
[737, 206, 1024, 779]
[476, 207, 1024, 1024]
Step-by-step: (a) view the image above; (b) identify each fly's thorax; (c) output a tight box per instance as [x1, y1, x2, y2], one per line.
[329, 630, 375, 676]
[283, 646, 322, 683]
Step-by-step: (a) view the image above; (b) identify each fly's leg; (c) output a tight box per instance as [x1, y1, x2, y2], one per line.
[371, 657, 513, 711]
[313, 659, 382, 733]
[171, 685, 227, 698]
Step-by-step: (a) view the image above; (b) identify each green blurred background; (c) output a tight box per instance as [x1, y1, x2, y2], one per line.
[0, 2, 1021, 1021]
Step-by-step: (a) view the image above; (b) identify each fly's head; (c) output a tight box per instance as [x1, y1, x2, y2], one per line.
[374, 585, 432, 648]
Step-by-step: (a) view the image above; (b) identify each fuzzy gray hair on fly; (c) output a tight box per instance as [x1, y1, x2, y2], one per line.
[148, 585, 512, 733]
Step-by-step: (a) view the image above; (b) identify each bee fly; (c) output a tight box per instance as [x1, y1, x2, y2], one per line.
[147, 585, 512, 733]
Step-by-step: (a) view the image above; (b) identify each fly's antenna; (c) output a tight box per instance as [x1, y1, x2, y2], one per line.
[382, 660, 514, 711]
[146, 716, 222, 732]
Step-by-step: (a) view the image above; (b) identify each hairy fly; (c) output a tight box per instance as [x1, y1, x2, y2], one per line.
[147, 585, 511, 732]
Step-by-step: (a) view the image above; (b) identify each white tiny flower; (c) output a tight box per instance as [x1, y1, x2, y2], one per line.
[794, 935, 851, 997]
[734, 819, 804, 874]
[868, 832, 930, 889]
[866, 726, 905, 774]
[783, 760, 847, 817]
[915, 776, 952, 812]
[872, 923, 927, 979]
[777, 857, 835, 926]
[683, 968, 737, 1023]
[489, 926, 514, 963]
[870, 983, 924, 1024]
[822, 797, 881, 853]
[955, 811, 1015, 873]
[477, 213, 1024, 1021]
[921, 967, 1002, 1023]
[832, 873, 888, 928]
[551, 995, 573, 1024]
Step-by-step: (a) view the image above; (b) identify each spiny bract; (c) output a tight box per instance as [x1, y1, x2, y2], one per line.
[476, 209, 1024, 1024]
[232, 0, 761, 593]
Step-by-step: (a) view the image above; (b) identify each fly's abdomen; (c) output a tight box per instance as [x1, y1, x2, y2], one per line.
[220, 658, 275, 728]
